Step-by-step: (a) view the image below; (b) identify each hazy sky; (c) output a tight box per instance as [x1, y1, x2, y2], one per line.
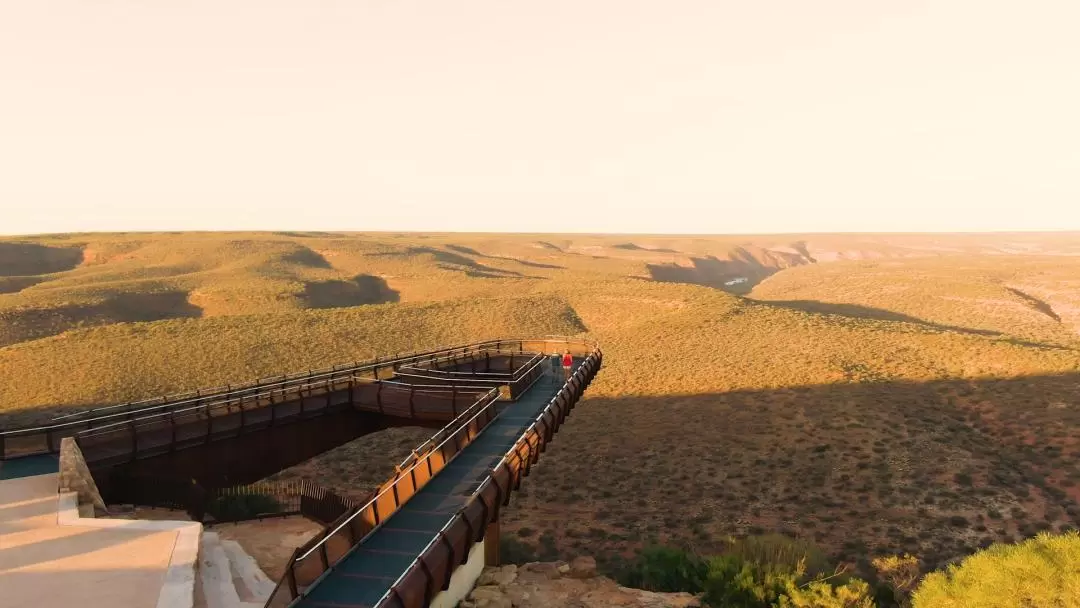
[3, 1, 1080, 235]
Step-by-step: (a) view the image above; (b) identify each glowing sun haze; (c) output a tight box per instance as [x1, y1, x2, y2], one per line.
[2, 1, 1079, 235]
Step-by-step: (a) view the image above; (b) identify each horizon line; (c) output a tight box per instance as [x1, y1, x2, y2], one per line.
[6, 227, 1080, 239]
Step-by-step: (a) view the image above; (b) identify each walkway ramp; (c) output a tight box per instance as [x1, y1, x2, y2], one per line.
[268, 347, 602, 608]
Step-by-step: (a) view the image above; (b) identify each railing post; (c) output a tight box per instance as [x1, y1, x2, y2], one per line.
[237, 395, 247, 435]
[439, 530, 456, 589]
[287, 566, 299, 598]
[205, 407, 214, 444]
[419, 561, 436, 606]
[128, 420, 138, 462]
[318, 544, 330, 571]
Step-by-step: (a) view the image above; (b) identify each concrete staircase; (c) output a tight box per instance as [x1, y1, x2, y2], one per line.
[197, 531, 275, 608]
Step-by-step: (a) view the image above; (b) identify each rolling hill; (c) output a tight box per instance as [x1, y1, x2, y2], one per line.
[3, 230, 1080, 575]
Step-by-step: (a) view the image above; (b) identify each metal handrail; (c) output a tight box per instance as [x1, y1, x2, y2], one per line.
[75, 376, 488, 439]
[287, 348, 565, 592]
[0, 340, 542, 440]
[294, 387, 500, 563]
[388, 387, 500, 472]
[262, 338, 597, 607]
[2, 340, 514, 436]
[390, 352, 549, 392]
[369, 348, 598, 608]
[397, 352, 544, 379]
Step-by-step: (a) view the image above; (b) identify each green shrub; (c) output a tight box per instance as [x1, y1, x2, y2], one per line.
[619, 545, 709, 593]
[723, 534, 833, 579]
[912, 532, 1080, 608]
[499, 535, 539, 564]
[614, 537, 875, 608]
[779, 578, 875, 608]
[205, 492, 281, 521]
[703, 554, 796, 607]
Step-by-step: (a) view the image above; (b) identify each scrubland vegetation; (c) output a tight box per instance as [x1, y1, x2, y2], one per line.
[537, 531, 1080, 607]
[4, 231, 1080, 604]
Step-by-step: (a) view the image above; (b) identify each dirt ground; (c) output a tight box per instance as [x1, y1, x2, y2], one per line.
[213, 516, 324, 580]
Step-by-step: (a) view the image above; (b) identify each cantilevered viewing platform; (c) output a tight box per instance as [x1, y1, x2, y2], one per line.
[0, 337, 602, 608]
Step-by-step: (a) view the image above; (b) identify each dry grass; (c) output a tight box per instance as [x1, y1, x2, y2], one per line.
[4, 231, 1080, 574]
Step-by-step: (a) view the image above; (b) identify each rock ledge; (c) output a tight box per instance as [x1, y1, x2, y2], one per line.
[461, 559, 700, 608]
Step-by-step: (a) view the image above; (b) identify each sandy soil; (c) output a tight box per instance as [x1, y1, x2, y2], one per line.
[213, 516, 324, 580]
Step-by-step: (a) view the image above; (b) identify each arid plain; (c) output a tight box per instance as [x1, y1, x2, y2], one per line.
[3, 231, 1080, 576]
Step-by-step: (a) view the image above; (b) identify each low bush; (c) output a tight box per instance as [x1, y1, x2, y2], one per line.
[912, 532, 1080, 608]
[616, 537, 876, 608]
[619, 545, 709, 593]
[205, 492, 282, 521]
[499, 535, 539, 564]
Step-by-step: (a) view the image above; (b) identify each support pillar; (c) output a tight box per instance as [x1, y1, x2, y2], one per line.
[484, 518, 501, 567]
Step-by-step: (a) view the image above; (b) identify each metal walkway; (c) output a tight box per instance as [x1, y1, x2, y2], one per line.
[295, 360, 583, 608]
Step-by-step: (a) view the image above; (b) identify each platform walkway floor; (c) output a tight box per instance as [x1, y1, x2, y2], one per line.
[296, 360, 582, 608]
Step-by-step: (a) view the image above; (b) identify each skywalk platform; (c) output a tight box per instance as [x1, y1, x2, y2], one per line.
[294, 361, 582, 608]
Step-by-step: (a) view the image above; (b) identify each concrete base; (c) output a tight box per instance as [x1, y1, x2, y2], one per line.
[431, 536, 487, 608]
[56, 490, 204, 608]
[198, 532, 271, 608]
[221, 539, 277, 600]
[0, 472, 201, 608]
[58, 437, 107, 512]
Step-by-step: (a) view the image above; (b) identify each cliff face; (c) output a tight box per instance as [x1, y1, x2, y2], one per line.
[462, 557, 700, 608]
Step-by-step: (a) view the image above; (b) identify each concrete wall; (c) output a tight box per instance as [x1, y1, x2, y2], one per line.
[58, 437, 107, 512]
[56, 490, 202, 608]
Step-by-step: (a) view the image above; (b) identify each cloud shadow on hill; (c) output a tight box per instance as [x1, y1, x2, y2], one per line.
[505, 372, 1080, 575]
[445, 244, 566, 270]
[753, 299, 1071, 350]
[0, 291, 203, 348]
[368, 246, 541, 278]
[759, 299, 1002, 336]
[647, 255, 790, 295]
[281, 247, 333, 269]
[301, 275, 400, 309]
[0, 276, 47, 295]
[612, 242, 680, 254]
[1005, 287, 1062, 323]
[0, 243, 84, 276]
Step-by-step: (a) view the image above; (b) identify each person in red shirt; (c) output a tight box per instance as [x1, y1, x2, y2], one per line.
[561, 350, 573, 380]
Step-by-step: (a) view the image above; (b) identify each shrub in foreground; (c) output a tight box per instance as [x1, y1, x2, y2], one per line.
[912, 531, 1080, 608]
[620, 545, 709, 593]
[617, 537, 875, 607]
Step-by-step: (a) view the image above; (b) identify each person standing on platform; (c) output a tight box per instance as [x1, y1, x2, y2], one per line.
[562, 350, 573, 381]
